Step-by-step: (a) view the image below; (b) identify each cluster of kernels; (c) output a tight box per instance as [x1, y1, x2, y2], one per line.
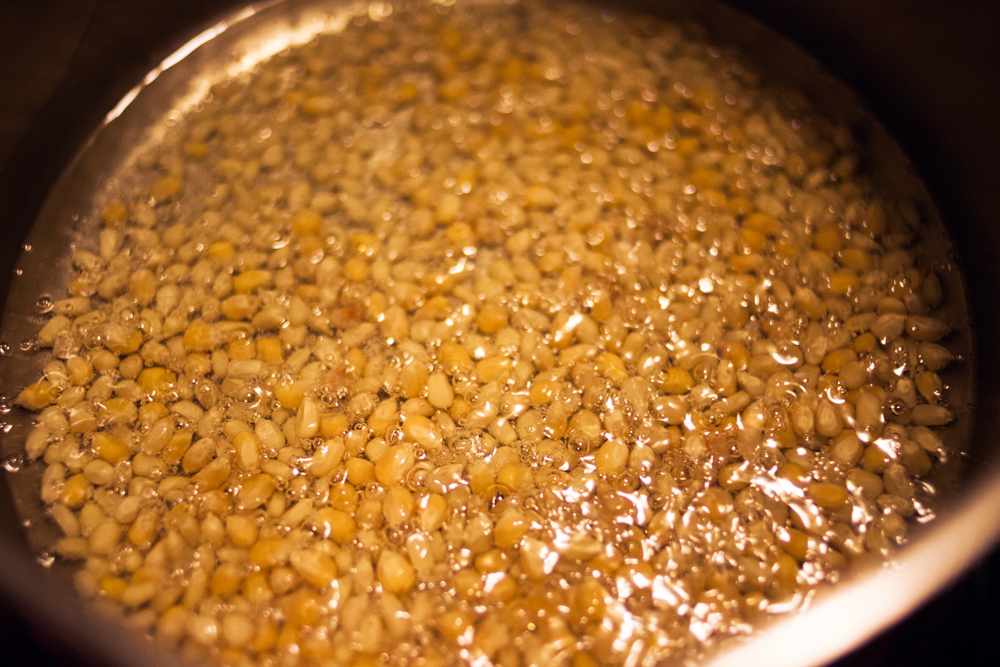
[14, 1, 958, 666]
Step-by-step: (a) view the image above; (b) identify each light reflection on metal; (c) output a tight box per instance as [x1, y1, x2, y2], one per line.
[106, 0, 373, 125]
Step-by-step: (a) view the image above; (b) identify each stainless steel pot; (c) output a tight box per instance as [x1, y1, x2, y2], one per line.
[1, 1, 998, 665]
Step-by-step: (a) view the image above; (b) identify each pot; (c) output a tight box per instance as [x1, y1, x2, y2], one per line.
[0, 1, 998, 665]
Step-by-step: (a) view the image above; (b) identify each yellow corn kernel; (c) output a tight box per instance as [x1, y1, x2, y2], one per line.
[476, 356, 513, 383]
[235, 574, 269, 611]
[438, 76, 469, 103]
[129, 269, 157, 306]
[378, 550, 416, 595]
[777, 462, 809, 487]
[813, 225, 844, 254]
[101, 199, 127, 227]
[793, 288, 827, 320]
[291, 209, 323, 236]
[61, 473, 91, 508]
[821, 348, 857, 373]
[467, 464, 495, 495]
[395, 82, 419, 103]
[477, 304, 509, 334]
[745, 212, 781, 236]
[273, 382, 305, 410]
[251, 616, 279, 654]
[100, 397, 137, 425]
[65, 356, 94, 386]
[100, 575, 128, 600]
[345, 258, 370, 282]
[739, 228, 767, 253]
[283, 588, 323, 627]
[915, 371, 942, 402]
[726, 197, 752, 216]
[375, 444, 415, 487]
[775, 239, 799, 258]
[779, 528, 811, 562]
[127, 508, 160, 549]
[402, 415, 443, 451]
[728, 254, 760, 273]
[415, 295, 450, 321]
[721, 341, 751, 370]
[239, 474, 276, 510]
[290, 549, 338, 590]
[440, 341, 474, 376]
[15, 379, 59, 411]
[250, 536, 289, 569]
[661, 367, 694, 394]
[399, 361, 429, 400]
[92, 432, 132, 464]
[853, 332, 877, 353]
[193, 458, 231, 491]
[233, 270, 273, 294]
[256, 337, 283, 363]
[310, 508, 357, 544]
[298, 234, 323, 259]
[689, 169, 724, 190]
[105, 324, 143, 355]
[184, 141, 208, 159]
[829, 270, 858, 295]
[208, 241, 235, 261]
[841, 247, 872, 272]
[529, 380, 560, 406]
[494, 508, 528, 549]
[571, 578, 608, 622]
[210, 562, 244, 598]
[589, 290, 613, 322]
[346, 458, 375, 486]
[302, 94, 335, 115]
[137, 367, 177, 398]
[228, 338, 256, 361]
[595, 440, 628, 474]
[497, 464, 533, 492]
[702, 188, 727, 207]
[452, 568, 482, 601]
[221, 294, 258, 321]
[595, 352, 628, 382]
[150, 175, 183, 202]
[226, 514, 258, 548]
[320, 413, 349, 439]
[474, 549, 511, 575]
[183, 322, 217, 352]
[807, 482, 849, 508]
[437, 609, 473, 643]
[446, 222, 474, 245]
[858, 202, 887, 238]
[161, 432, 192, 465]
[676, 137, 700, 155]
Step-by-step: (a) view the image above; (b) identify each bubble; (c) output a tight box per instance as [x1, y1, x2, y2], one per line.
[2, 453, 23, 472]
[36, 296, 52, 312]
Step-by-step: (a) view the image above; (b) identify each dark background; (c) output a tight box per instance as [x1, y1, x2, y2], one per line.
[1, 0, 999, 665]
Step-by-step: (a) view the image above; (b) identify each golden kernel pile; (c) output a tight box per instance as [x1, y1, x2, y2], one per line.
[13, 1, 959, 665]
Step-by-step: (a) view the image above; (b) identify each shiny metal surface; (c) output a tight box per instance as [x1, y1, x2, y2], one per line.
[0, 1, 997, 666]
